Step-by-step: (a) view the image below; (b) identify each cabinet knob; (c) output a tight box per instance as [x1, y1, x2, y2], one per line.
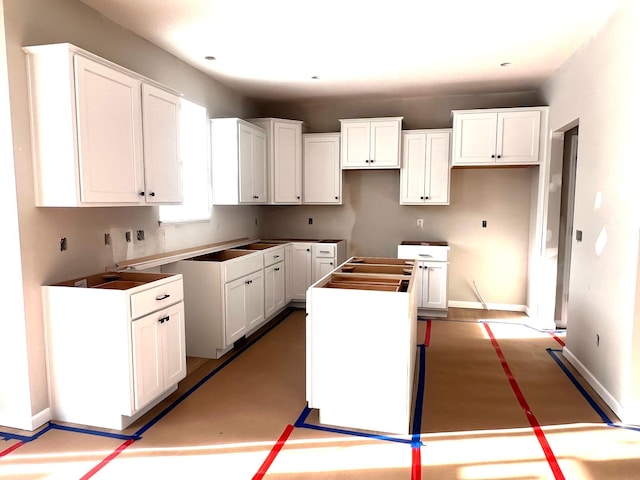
[496, 155, 501, 159]
[253, 195, 259, 199]
[330, 262, 333, 266]
[306, 248, 310, 252]
[335, 196, 339, 200]
[139, 191, 145, 196]
[420, 196, 424, 200]
[275, 267, 280, 271]
[370, 159, 375, 163]
[425, 196, 429, 199]
[149, 192, 156, 197]
[491, 154, 495, 158]
[297, 196, 300, 199]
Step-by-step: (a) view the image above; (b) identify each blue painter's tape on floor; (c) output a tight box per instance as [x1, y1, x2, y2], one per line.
[547, 348, 640, 433]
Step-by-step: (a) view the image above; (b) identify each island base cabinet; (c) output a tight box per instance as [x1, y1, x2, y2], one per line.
[307, 271, 417, 435]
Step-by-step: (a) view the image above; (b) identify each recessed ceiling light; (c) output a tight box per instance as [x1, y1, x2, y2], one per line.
[500, 62, 512, 67]
[311, 76, 319, 80]
[204, 55, 216, 61]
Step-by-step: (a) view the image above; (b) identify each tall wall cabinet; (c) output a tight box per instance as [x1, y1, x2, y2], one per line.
[303, 133, 342, 204]
[23, 43, 182, 207]
[248, 118, 304, 204]
[211, 118, 267, 204]
[400, 129, 451, 205]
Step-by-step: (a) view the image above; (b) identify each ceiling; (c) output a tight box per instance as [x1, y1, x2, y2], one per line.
[79, 0, 625, 103]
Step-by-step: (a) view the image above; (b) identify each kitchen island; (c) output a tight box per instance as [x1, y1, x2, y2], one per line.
[306, 257, 418, 434]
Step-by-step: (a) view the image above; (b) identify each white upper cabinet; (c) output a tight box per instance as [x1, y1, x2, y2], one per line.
[211, 118, 267, 205]
[400, 129, 451, 205]
[248, 118, 303, 204]
[452, 108, 542, 166]
[141, 84, 182, 204]
[23, 43, 182, 207]
[340, 117, 403, 168]
[303, 133, 342, 204]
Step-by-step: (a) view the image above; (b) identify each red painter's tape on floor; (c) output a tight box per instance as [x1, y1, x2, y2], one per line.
[411, 446, 422, 480]
[424, 320, 432, 347]
[253, 423, 294, 480]
[0, 441, 23, 457]
[550, 332, 566, 347]
[483, 323, 565, 480]
[80, 438, 135, 479]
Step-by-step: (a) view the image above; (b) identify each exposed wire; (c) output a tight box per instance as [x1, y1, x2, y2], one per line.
[473, 280, 488, 310]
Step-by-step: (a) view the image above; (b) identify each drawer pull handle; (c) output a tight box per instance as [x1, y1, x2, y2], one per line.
[156, 294, 171, 300]
[418, 254, 433, 257]
[274, 267, 280, 271]
[158, 315, 170, 324]
[274, 255, 280, 259]
[320, 250, 330, 254]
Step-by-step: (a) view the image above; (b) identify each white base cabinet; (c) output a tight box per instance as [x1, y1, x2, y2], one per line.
[289, 243, 313, 301]
[163, 250, 264, 359]
[42, 272, 186, 430]
[24, 43, 182, 207]
[400, 129, 451, 205]
[398, 242, 450, 316]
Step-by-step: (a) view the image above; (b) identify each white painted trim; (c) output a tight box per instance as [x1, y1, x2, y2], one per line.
[562, 347, 632, 423]
[30, 408, 51, 431]
[448, 300, 527, 312]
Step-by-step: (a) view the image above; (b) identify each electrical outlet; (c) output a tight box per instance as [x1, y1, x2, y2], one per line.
[308, 218, 313, 225]
[136, 230, 145, 241]
[482, 220, 487, 228]
[416, 219, 424, 228]
[60, 237, 67, 251]
[104, 233, 111, 246]
[125, 230, 132, 243]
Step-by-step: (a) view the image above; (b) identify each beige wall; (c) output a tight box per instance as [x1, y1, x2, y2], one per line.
[540, 0, 640, 423]
[258, 92, 541, 307]
[1, 0, 259, 429]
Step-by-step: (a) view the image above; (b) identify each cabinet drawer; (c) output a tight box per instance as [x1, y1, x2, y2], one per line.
[223, 254, 263, 283]
[313, 244, 336, 258]
[264, 246, 285, 267]
[131, 278, 184, 319]
[397, 245, 449, 262]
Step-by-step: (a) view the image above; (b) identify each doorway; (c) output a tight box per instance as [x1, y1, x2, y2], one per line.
[554, 126, 579, 329]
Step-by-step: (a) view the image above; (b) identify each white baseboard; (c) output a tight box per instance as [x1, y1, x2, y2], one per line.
[448, 300, 527, 312]
[562, 347, 632, 423]
[0, 407, 50, 432]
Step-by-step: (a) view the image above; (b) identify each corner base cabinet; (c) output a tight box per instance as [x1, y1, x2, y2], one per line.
[42, 272, 186, 430]
[306, 257, 418, 434]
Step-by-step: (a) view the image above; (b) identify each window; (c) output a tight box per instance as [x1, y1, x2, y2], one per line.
[159, 98, 210, 223]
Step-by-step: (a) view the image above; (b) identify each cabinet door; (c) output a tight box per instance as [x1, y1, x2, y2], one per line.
[313, 257, 335, 283]
[161, 303, 187, 387]
[245, 270, 265, 330]
[452, 112, 498, 165]
[496, 111, 541, 164]
[369, 120, 401, 167]
[284, 243, 294, 304]
[400, 132, 427, 203]
[291, 243, 313, 301]
[252, 128, 268, 203]
[273, 121, 302, 204]
[422, 262, 448, 310]
[224, 277, 248, 345]
[74, 55, 144, 203]
[341, 121, 371, 168]
[264, 262, 286, 319]
[132, 313, 163, 411]
[141, 83, 182, 204]
[303, 134, 341, 204]
[425, 132, 451, 205]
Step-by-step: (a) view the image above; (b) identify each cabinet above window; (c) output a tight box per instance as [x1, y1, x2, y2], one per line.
[23, 43, 182, 207]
